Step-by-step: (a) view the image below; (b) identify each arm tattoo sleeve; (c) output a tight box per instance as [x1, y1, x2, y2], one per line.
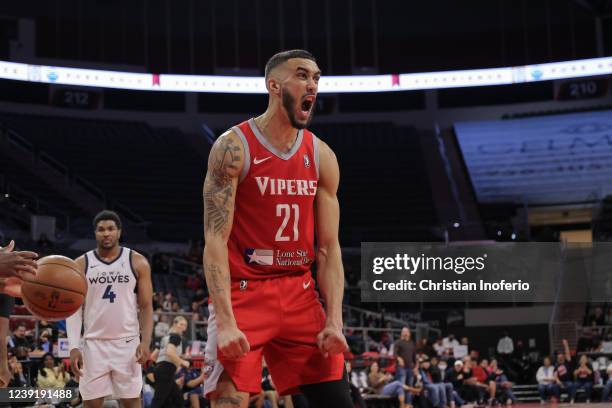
[204, 136, 241, 234]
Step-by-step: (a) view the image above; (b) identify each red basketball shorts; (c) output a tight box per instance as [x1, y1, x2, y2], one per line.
[204, 272, 345, 396]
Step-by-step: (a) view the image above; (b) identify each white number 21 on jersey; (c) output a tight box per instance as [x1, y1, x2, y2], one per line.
[275, 204, 299, 242]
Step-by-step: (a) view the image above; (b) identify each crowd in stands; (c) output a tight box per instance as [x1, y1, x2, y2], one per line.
[347, 325, 612, 407]
[535, 337, 612, 404]
[348, 327, 519, 407]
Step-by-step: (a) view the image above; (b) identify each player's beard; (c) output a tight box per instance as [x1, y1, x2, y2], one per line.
[282, 87, 314, 130]
[99, 237, 118, 250]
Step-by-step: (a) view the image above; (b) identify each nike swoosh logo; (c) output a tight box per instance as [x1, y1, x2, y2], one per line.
[126, 338, 136, 343]
[253, 156, 272, 165]
[89, 265, 98, 269]
[303, 281, 311, 290]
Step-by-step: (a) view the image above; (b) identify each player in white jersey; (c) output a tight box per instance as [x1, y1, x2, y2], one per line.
[67, 210, 153, 408]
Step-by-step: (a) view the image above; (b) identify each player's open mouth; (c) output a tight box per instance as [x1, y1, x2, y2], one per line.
[300, 96, 315, 118]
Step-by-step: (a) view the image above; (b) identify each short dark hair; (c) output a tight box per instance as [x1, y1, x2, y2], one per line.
[93, 210, 122, 230]
[264, 49, 316, 80]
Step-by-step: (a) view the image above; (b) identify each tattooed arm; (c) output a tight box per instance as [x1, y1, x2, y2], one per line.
[203, 130, 250, 360]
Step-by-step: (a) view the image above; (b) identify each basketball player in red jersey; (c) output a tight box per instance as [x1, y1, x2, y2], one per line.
[203, 49, 352, 408]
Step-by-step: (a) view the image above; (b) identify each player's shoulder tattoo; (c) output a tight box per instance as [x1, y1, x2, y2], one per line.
[203, 131, 243, 235]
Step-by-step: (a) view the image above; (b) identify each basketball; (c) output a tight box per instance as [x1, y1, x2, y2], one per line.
[20, 255, 87, 321]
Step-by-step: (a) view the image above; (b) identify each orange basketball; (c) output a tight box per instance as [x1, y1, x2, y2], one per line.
[21, 255, 87, 321]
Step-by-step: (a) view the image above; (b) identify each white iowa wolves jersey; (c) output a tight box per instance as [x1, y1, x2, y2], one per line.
[82, 247, 139, 339]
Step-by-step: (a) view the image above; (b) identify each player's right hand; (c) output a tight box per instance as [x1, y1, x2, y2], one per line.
[0, 240, 38, 278]
[218, 326, 250, 360]
[69, 348, 83, 381]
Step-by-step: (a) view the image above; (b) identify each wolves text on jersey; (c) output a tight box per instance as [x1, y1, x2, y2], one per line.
[88, 270, 132, 285]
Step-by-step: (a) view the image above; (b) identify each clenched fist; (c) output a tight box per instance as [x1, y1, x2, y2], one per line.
[218, 325, 250, 360]
[317, 326, 348, 358]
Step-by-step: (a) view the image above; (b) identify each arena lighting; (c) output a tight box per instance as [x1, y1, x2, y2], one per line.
[0, 56, 610, 93]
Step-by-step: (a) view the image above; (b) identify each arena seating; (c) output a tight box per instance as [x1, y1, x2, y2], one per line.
[311, 122, 439, 245]
[0, 113, 206, 240]
[1, 114, 438, 244]
[0, 148, 87, 230]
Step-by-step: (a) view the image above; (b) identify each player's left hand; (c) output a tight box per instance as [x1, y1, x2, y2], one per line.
[316, 325, 348, 358]
[135, 342, 151, 364]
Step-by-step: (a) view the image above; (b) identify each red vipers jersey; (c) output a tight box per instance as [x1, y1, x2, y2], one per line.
[228, 118, 320, 280]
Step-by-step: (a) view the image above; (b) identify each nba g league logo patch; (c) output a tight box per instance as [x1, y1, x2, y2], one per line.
[304, 154, 310, 168]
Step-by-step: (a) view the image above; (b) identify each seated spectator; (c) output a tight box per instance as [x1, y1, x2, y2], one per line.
[448, 360, 478, 404]
[536, 356, 560, 403]
[171, 301, 182, 313]
[488, 358, 517, 405]
[7, 356, 27, 388]
[418, 356, 452, 408]
[346, 361, 367, 408]
[602, 361, 612, 402]
[162, 293, 174, 311]
[463, 356, 488, 403]
[573, 354, 594, 403]
[380, 328, 394, 354]
[179, 366, 206, 408]
[554, 339, 576, 403]
[191, 289, 208, 316]
[8, 324, 33, 353]
[368, 360, 416, 408]
[433, 338, 445, 357]
[154, 314, 170, 341]
[35, 330, 52, 353]
[38, 320, 58, 343]
[37, 352, 70, 388]
[472, 358, 496, 404]
[153, 292, 164, 311]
